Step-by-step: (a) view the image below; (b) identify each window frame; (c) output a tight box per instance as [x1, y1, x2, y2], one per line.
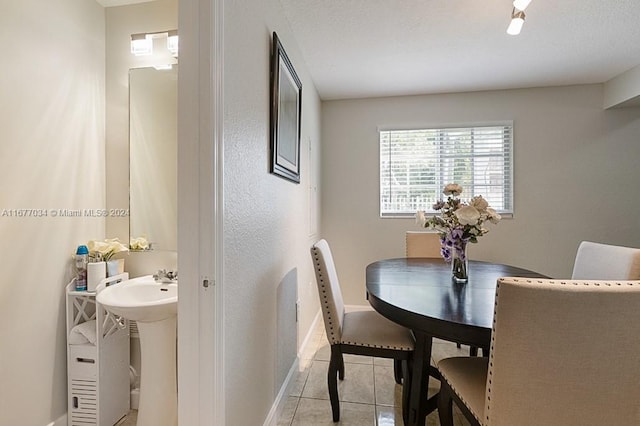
[378, 122, 514, 218]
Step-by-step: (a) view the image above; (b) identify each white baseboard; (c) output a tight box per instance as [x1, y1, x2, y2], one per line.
[297, 310, 321, 359]
[262, 357, 300, 426]
[46, 413, 67, 426]
[131, 388, 140, 409]
[263, 310, 321, 426]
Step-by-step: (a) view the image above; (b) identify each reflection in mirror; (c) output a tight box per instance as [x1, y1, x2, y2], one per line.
[129, 65, 177, 251]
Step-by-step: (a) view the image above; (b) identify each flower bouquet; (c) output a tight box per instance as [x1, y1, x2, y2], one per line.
[130, 236, 151, 251]
[88, 238, 129, 261]
[87, 238, 129, 277]
[416, 183, 501, 282]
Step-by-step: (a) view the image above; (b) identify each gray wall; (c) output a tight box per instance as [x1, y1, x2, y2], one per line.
[322, 85, 640, 304]
[223, 0, 322, 423]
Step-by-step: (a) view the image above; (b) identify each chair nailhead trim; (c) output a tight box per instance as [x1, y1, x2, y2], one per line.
[312, 246, 340, 345]
[440, 370, 482, 422]
[340, 340, 413, 350]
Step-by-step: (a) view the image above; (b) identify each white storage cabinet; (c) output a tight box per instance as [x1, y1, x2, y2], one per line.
[66, 274, 130, 426]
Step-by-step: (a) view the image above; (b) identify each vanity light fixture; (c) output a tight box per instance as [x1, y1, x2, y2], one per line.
[507, 8, 526, 35]
[130, 30, 179, 57]
[131, 33, 153, 56]
[167, 30, 179, 57]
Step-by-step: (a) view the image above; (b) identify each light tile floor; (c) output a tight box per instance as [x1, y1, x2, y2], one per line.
[116, 319, 472, 426]
[115, 409, 137, 426]
[278, 319, 472, 426]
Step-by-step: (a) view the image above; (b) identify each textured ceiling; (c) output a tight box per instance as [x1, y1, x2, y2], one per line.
[279, 0, 640, 100]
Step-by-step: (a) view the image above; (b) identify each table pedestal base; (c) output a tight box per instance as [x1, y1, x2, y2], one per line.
[408, 331, 439, 426]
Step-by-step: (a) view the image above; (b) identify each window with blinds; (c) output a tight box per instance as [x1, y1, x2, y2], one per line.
[379, 124, 513, 217]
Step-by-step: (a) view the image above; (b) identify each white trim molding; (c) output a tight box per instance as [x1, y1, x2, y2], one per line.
[177, 0, 224, 424]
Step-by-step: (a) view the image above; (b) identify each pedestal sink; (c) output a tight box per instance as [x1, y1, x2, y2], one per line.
[97, 275, 177, 426]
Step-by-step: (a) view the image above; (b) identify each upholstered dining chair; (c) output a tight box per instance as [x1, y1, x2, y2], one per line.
[436, 277, 640, 426]
[310, 239, 415, 422]
[571, 240, 640, 280]
[405, 231, 442, 258]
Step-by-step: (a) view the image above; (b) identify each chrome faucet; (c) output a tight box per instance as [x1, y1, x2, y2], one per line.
[153, 269, 178, 283]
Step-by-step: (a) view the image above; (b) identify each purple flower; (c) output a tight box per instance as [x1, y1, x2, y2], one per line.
[440, 246, 452, 262]
[450, 227, 464, 240]
[432, 200, 446, 210]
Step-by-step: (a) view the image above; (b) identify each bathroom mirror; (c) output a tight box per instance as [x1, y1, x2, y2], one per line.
[129, 65, 178, 251]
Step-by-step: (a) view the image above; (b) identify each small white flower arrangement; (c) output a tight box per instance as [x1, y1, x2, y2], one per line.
[416, 183, 501, 263]
[87, 238, 129, 261]
[129, 236, 151, 251]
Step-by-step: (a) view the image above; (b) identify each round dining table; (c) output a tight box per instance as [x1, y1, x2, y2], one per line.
[366, 258, 546, 426]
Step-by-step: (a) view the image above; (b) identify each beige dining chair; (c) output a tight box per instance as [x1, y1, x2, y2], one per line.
[436, 277, 640, 426]
[310, 239, 415, 422]
[571, 240, 640, 280]
[405, 231, 442, 258]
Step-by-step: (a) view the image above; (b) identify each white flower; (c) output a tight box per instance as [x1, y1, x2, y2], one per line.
[486, 208, 502, 224]
[88, 238, 129, 261]
[415, 211, 428, 227]
[416, 183, 501, 263]
[443, 183, 463, 196]
[454, 205, 481, 226]
[130, 236, 150, 251]
[470, 195, 489, 212]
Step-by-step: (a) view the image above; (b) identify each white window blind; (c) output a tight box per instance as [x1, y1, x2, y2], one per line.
[379, 124, 513, 217]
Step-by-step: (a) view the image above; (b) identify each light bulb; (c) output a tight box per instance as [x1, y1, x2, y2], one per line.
[513, 0, 532, 10]
[167, 30, 179, 57]
[131, 34, 152, 56]
[507, 10, 525, 35]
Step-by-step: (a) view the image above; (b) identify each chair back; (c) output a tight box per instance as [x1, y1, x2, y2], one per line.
[571, 241, 640, 280]
[486, 277, 640, 425]
[405, 231, 442, 258]
[310, 240, 345, 345]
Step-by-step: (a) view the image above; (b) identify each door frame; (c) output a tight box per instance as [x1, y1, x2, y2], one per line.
[177, 0, 224, 424]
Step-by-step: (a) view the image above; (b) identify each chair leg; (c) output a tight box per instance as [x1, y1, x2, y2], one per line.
[338, 351, 345, 381]
[328, 346, 341, 422]
[393, 359, 403, 384]
[470, 346, 478, 357]
[437, 377, 455, 426]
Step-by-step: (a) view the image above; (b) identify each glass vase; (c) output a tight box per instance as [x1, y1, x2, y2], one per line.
[451, 243, 469, 284]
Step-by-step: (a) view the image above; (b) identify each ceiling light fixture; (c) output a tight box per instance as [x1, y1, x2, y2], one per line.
[507, 8, 526, 35]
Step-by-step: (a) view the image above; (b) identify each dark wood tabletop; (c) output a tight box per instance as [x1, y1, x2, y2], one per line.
[365, 258, 546, 426]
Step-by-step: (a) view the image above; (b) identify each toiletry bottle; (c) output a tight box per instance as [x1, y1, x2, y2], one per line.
[75, 245, 89, 291]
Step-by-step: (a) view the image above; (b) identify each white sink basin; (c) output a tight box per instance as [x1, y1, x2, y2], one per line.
[97, 275, 177, 322]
